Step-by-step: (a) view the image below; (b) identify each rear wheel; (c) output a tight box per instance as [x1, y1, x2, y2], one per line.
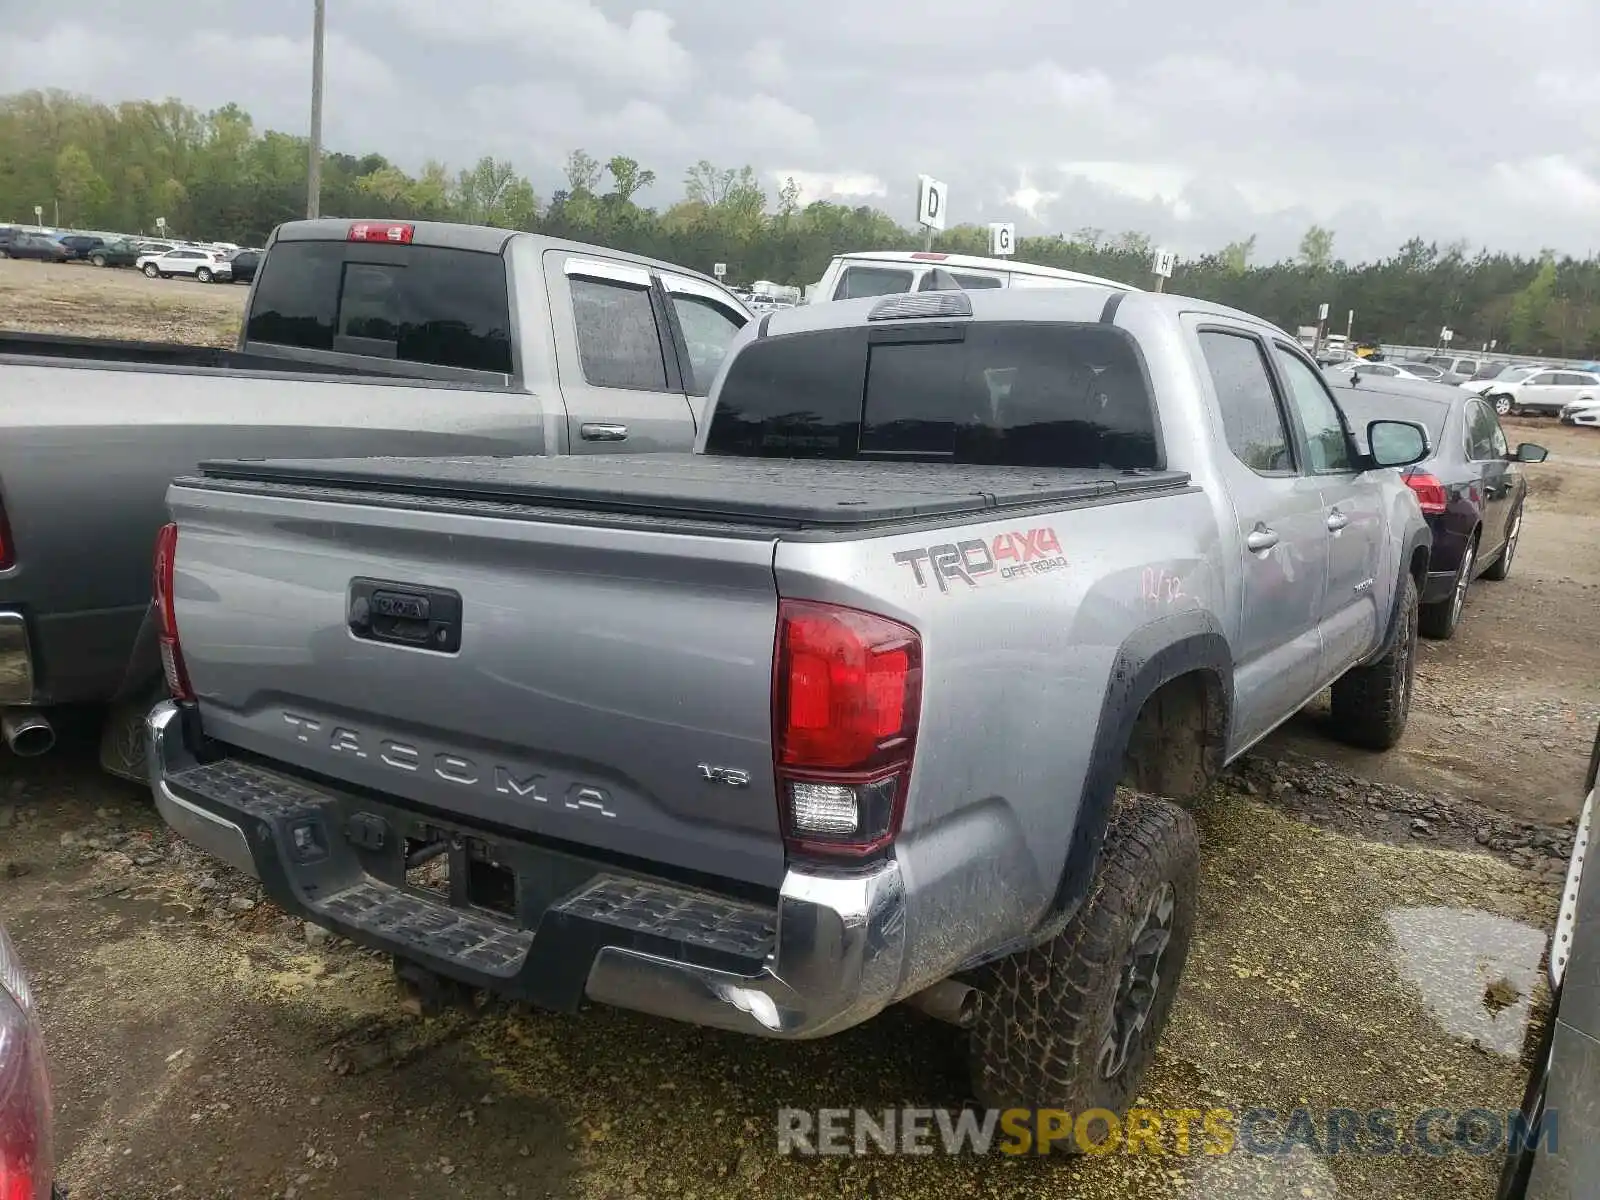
[196, 266, 213, 283]
[1330, 574, 1419, 750]
[1483, 505, 1522, 582]
[1420, 537, 1476, 640]
[142, 263, 159, 278]
[964, 793, 1199, 1131]
[89, 253, 107, 267]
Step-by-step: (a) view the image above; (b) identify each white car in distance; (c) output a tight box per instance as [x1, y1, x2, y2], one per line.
[136, 247, 233, 283]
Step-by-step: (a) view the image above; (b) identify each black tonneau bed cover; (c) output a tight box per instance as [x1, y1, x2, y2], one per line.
[188, 454, 1193, 530]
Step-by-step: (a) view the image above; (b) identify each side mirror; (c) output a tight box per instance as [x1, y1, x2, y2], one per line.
[1514, 442, 1549, 464]
[1367, 419, 1430, 469]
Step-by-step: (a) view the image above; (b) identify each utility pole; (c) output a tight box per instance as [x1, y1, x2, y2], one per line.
[306, 0, 326, 219]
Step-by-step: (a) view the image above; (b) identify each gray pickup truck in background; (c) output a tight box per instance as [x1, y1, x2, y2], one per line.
[0, 217, 750, 775]
[147, 285, 1432, 1117]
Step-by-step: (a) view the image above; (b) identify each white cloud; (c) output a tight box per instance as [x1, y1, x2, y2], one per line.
[772, 171, 888, 203]
[367, 0, 693, 96]
[742, 37, 789, 83]
[12, 0, 1600, 262]
[1491, 155, 1600, 212]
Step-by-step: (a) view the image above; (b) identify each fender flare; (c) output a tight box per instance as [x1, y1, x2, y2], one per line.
[1365, 523, 1432, 666]
[1040, 610, 1233, 932]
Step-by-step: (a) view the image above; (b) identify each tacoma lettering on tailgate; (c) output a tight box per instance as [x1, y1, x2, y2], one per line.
[893, 527, 1067, 593]
[280, 712, 618, 818]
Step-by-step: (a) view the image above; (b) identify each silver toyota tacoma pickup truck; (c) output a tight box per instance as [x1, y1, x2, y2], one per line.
[0, 217, 749, 775]
[147, 286, 1433, 1116]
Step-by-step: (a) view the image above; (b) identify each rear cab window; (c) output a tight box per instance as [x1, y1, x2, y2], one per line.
[246, 239, 514, 374]
[832, 266, 916, 300]
[704, 321, 1160, 469]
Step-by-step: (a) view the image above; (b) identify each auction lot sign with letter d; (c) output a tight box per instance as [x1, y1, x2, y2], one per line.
[916, 175, 948, 232]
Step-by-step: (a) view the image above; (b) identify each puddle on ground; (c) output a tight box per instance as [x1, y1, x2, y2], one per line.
[1383, 906, 1547, 1056]
[1184, 1140, 1340, 1198]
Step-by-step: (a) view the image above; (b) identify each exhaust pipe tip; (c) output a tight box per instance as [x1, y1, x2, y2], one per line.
[902, 979, 978, 1028]
[2, 708, 55, 758]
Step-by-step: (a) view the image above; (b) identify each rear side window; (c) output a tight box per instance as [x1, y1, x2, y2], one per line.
[833, 266, 914, 300]
[247, 240, 514, 374]
[1198, 331, 1293, 475]
[570, 278, 669, 391]
[705, 322, 1159, 469]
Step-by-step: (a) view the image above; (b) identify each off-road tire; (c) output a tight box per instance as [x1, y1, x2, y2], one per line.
[1330, 573, 1419, 750]
[1419, 536, 1475, 641]
[964, 793, 1199, 1128]
[1482, 504, 1522, 582]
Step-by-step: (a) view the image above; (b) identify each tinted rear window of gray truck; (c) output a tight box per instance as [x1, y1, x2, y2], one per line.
[704, 322, 1159, 469]
[246, 241, 514, 374]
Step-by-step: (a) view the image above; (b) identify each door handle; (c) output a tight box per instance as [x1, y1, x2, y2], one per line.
[1326, 509, 1349, 532]
[580, 423, 629, 442]
[1245, 526, 1280, 553]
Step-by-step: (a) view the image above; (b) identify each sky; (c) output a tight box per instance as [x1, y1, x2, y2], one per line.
[4, 0, 1600, 265]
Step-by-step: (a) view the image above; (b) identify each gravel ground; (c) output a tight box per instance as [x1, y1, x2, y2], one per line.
[1, 269, 1598, 1199]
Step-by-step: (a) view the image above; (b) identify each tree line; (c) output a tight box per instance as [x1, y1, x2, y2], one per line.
[2, 88, 1596, 357]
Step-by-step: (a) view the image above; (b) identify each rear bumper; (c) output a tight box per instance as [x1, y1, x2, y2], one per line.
[146, 701, 906, 1039]
[0, 611, 34, 704]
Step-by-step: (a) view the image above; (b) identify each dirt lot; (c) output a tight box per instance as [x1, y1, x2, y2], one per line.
[3, 268, 1599, 1199]
[0, 257, 244, 345]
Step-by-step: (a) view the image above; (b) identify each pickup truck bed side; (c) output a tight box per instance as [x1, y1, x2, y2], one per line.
[148, 284, 1432, 1116]
[0, 219, 749, 762]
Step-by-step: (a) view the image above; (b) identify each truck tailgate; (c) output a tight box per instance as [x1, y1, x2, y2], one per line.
[166, 480, 787, 888]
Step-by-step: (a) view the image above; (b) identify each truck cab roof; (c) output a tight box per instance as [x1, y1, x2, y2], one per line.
[270, 218, 730, 291]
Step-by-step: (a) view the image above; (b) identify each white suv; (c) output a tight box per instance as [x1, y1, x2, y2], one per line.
[1484, 368, 1600, 417]
[136, 247, 233, 283]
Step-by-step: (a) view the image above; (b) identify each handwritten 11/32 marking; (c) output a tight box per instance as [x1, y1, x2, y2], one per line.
[1141, 567, 1184, 606]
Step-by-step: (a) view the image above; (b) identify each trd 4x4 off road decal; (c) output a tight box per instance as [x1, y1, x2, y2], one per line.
[893, 527, 1068, 592]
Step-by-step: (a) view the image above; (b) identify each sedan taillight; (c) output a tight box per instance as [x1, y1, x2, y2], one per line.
[0, 926, 51, 1200]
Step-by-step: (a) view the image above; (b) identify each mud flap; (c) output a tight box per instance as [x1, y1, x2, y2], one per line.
[98, 689, 160, 785]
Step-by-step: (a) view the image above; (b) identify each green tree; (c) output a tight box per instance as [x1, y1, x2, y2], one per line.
[604, 155, 655, 204]
[1299, 225, 1335, 269]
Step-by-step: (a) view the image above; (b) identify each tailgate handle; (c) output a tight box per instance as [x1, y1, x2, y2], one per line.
[348, 578, 463, 654]
[581, 422, 629, 442]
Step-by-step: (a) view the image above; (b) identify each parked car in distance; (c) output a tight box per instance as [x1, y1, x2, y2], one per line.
[1483, 368, 1600, 417]
[1560, 397, 1600, 428]
[0, 218, 752, 780]
[0, 921, 53, 1200]
[1461, 364, 1541, 394]
[1496, 718, 1599, 1199]
[809, 249, 1135, 303]
[1, 233, 70, 263]
[147, 284, 1434, 1125]
[227, 248, 261, 284]
[1423, 354, 1485, 385]
[1328, 359, 1435, 383]
[136, 247, 233, 283]
[59, 235, 140, 268]
[1331, 373, 1545, 639]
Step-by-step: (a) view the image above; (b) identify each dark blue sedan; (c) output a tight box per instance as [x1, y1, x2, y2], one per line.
[1329, 370, 1548, 640]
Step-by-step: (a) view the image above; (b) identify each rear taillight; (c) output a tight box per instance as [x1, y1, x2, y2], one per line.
[773, 600, 922, 857]
[0, 926, 51, 1200]
[152, 523, 194, 702]
[1404, 471, 1448, 516]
